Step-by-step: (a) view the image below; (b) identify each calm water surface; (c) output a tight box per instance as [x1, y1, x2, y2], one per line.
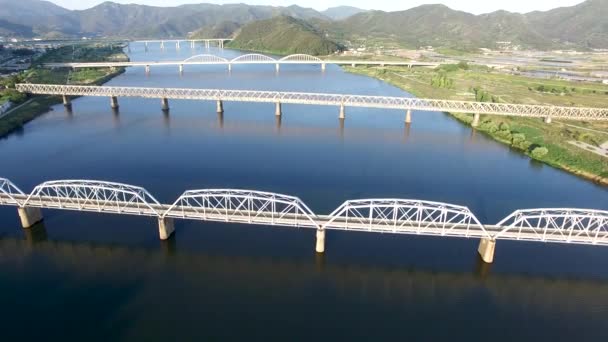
[0, 43, 607, 341]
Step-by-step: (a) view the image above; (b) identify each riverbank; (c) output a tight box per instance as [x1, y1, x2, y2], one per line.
[0, 44, 127, 139]
[344, 65, 608, 185]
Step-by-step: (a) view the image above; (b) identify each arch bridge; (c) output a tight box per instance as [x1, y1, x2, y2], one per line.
[1, 177, 607, 264]
[43, 53, 438, 72]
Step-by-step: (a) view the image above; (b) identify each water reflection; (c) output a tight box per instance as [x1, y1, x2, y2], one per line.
[2, 235, 608, 319]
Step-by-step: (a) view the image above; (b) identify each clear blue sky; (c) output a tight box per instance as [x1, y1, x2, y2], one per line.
[49, 0, 587, 14]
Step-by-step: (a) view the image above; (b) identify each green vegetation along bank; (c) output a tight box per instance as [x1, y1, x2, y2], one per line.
[227, 16, 342, 56]
[345, 64, 608, 185]
[0, 44, 127, 138]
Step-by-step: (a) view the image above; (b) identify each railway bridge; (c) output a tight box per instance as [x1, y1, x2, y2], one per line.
[16, 83, 608, 124]
[1, 178, 607, 264]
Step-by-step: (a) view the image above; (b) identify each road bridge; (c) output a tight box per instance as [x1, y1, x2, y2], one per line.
[44, 53, 439, 73]
[1, 177, 607, 264]
[16, 83, 608, 123]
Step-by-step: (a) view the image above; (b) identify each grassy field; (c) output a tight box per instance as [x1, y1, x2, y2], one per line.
[0, 44, 127, 138]
[345, 64, 608, 185]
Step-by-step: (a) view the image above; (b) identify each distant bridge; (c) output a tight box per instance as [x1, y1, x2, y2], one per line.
[44, 53, 440, 72]
[16, 83, 608, 123]
[134, 39, 233, 50]
[1, 177, 607, 264]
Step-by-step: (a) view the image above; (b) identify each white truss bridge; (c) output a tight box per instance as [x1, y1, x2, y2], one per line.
[43, 53, 439, 70]
[15, 83, 608, 121]
[1, 178, 607, 263]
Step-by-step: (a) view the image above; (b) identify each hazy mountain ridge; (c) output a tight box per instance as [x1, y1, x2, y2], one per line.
[0, 1, 330, 38]
[330, 1, 606, 49]
[322, 6, 367, 20]
[0, 0, 605, 49]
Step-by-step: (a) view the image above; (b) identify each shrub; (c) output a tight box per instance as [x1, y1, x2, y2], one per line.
[480, 121, 499, 133]
[495, 129, 513, 141]
[499, 122, 510, 131]
[531, 147, 549, 159]
[511, 133, 532, 151]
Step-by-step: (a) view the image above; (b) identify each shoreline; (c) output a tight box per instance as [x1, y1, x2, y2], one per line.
[343, 66, 608, 187]
[0, 47, 127, 140]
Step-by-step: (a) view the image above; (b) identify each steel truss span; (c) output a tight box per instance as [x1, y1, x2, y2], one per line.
[164, 189, 320, 228]
[15, 84, 608, 121]
[495, 209, 608, 245]
[1, 177, 607, 249]
[322, 199, 491, 238]
[23, 180, 162, 216]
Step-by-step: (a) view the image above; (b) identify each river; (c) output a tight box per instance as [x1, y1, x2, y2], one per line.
[0, 43, 607, 341]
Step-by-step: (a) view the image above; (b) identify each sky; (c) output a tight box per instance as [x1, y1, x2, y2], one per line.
[48, 0, 587, 14]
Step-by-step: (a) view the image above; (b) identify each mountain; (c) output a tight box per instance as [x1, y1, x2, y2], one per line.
[0, 19, 34, 37]
[189, 21, 242, 39]
[0, 0, 605, 50]
[0, 1, 330, 38]
[325, 1, 607, 50]
[0, 0, 69, 26]
[527, 0, 608, 48]
[227, 16, 342, 55]
[322, 6, 367, 20]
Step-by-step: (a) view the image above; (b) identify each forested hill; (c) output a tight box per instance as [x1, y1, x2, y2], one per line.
[227, 16, 342, 56]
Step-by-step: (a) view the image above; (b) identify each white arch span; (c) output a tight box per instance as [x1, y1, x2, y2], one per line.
[182, 54, 229, 63]
[231, 54, 277, 63]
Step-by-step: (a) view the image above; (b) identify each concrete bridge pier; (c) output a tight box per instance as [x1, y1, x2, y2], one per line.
[405, 109, 412, 123]
[478, 238, 496, 264]
[544, 116, 552, 124]
[110, 96, 119, 109]
[228, 64, 232, 72]
[321, 63, 326, 71]
[216, 100, 224, 113]
[145, 65, 150, 74]
[275, 102, 282, 116]
[158, 217, 175, 240]
[176, 41, 180, 50]
[315, 229, 326, 253]
[190, 41, 195, 49]
[351, 63, 356, 67]
[144, 42, 148, 51]
[472, 113, 480, 127]
[339, 104, 346, 119]
[62, 95, 71, 107]
[219, 40, 224, 49]
[275, 64, 280, 72]
[161, 98, 169, 111]
[18, 207, 43, 229]
[205, 41, 210, 49]
[160, 41, 164, 50]
[179, 64, 184, 74]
